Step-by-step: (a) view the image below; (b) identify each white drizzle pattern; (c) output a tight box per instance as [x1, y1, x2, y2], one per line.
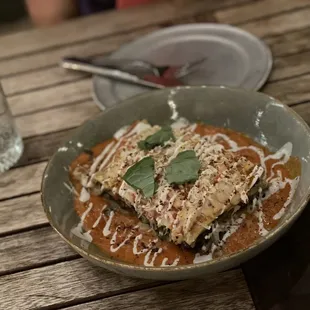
[92, 205, 106, 228]
[144, 248, 163, 267]
[110, 228, 134, 253]
[103, 211, 114, 237]
[193, 134, 298, 264]
[161, 257, 180, 267]
[72, 120, 299, 266]
[70, 203, 93, 249]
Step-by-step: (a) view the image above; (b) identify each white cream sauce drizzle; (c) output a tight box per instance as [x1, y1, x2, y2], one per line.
[114, 125, 130, 139]
[92, 205, 106, 228]
[110, 228, 134, 253]
[75, 121, 299, 266]
[208, 133, 297, 225]
[89, 141, 115, 175]
[71, 203, 93, 249]
[100, 211, 173, 266]
[144, 248, 163, 267]
[161, 257, 180, 267]
[103, 211, 114, 237]
[194, 213, 246, 263]
[133, 234, 149, 255]
[86, 122, 152, 188]
[193, 133, 298, 264]
[79, 187, 90, 202]
[273, 176, 299, 220]
[167, 89, 178, 120]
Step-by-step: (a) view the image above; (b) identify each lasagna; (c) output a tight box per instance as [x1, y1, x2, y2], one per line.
[82, 120, 266, 247]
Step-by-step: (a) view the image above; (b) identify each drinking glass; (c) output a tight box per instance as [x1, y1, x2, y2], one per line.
[0, 85, 23, 172]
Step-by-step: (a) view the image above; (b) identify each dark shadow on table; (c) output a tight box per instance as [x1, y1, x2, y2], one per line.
[243, 202, 310, 310]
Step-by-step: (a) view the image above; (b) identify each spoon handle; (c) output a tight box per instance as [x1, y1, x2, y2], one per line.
[61, 57, 164, 89]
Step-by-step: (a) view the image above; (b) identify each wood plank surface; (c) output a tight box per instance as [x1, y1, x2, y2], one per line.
[215, 0, 310, 24]
[16, 100, 100, 138]
[8, 73, 310, 141]
[67, 272, 255, 310]
[16, 129, 74, 167]
[2, 29, 310, 105]
[0, 259, 155, 310]
[0, 226, 77, 275]
[0, 193, 45, 236]
[240, 7, 310, 38]
[2, 10, 310, 99]
[0, 27, 159, 78]
[8, 79, 91, 116]
[264, 74, 310, 105]
[269, 50, 310, 82]
[0, 162, 46, 201]
[2, 66, 84, 96]
[0, 264, 251, 310]
[0, 0, 248, 60]
[266, 27, 310, 57]
[2, 53, 310, 126]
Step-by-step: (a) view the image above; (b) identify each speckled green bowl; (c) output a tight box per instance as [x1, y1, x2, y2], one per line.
[41, 86, 310, 280]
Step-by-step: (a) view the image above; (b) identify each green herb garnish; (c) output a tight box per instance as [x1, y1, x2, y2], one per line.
[122, 156, 156, 198]
[165, 150, 201, 185]
[138, 126, 175, 150]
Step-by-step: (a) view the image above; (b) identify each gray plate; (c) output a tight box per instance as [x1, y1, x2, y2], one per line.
[42, 86, 310, 280]
[93, 24, 272, 110]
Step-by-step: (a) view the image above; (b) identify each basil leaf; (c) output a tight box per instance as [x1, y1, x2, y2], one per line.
[123, 156, 156, 198]
[138, 126, 175, 150]
[166, 150, 201, 185]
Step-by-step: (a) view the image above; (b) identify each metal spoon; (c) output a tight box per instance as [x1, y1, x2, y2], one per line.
[61, 57, 164, 89]
[61, 56, 206, 79]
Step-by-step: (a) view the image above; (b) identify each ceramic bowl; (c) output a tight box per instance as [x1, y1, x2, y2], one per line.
[41, 86, 310, 280]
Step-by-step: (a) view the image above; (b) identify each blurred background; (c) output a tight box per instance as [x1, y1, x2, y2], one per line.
[0, 1, 31, 35]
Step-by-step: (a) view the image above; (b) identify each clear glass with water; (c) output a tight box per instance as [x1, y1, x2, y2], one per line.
[0, 85, 23, 172]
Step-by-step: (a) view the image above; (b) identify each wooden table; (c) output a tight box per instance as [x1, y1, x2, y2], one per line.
[1, 0, 310, 309]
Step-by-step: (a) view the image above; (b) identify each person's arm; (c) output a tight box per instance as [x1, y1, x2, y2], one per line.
[25, 0, 78, 26]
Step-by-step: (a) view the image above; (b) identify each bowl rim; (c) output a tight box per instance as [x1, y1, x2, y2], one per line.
[41, 85, 310, 273]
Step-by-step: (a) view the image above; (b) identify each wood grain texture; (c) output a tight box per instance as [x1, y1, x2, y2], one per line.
[5, 62, 309, 134]
[292, 103, 310, 123]
[0, 27, 159, 78]
[0, 193, 45, 235]
[0, 226, 76, 274]
[0, 0, 248, 60]
[3, 29, 310, 98]
[2, 66, 84, 96]
[8, 79, 91, 116]
[264, 74, 310, 105]
[16, 129, 73, 167]
[16, 100, 100, 138]
[0, 259, 156, 310]
[241, 7, 310, 38]
[269, 50, 310, 82]
[266, 27, 310, 57]
[67, 270, 255, 310]
[216, 0, 310, 24]
[0, 162, 46, 201]
[0, 263, 251, 310]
